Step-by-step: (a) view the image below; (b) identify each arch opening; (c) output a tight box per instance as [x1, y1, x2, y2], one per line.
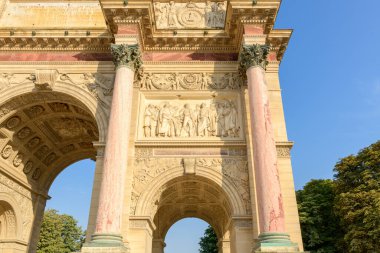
[0, 201, 17, 240]
[150, 175, 232, 253]
[0, 90, 103, 252]
[0, 91, 100, 190]
[164, 218, 215, 253]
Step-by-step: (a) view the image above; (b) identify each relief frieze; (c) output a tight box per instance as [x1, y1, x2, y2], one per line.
[140, 72, 242, 91]
[140, 98, 243, 139]
[154, 1, 227, 29]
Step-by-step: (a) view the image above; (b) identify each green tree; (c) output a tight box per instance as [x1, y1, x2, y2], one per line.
[37, 209, 84, 253]
[334, 141, 380, 253]
[199, 225, 218, 253]
[296, 179, 342, 253]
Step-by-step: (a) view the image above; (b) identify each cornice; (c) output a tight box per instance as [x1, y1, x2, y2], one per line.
[0, 30, 114, 52]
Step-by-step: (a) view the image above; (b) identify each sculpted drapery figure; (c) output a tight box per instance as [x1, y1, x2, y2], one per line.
[168, 1, 178, 27]
[142, 100, 239, 138]
[179, 104, 194, 137]
[158, 103, 173, 137]
[197, 103, 209, 137]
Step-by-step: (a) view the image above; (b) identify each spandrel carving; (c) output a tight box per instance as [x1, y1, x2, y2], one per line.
[140, 99, 242, 139]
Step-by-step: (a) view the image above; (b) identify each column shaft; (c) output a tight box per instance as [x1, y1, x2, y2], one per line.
[246, 66, 285, 233]
[240, 44, 299, 251]
[85, 44, 141, 250]
[95, 66, 134, 234]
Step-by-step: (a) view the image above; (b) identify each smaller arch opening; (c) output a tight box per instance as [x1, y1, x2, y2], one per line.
[164, 218, 217, 253]
[0, 201, 17, 239]
[150, 175, 232, 253]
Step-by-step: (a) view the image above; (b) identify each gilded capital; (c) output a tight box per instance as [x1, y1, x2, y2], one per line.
[110, 44, 143, 71]
[238, 44, 270, 72]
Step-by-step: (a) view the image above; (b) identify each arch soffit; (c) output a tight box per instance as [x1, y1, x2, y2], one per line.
[0, 192, 23, 240]
[135, 165, 246, 217]
[0, 80, 108, 142]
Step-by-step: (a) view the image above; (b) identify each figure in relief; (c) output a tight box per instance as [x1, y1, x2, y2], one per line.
[197, 103, 209, 137]
[143, 73, 153, 90]
[168, 1, 179, 27]
[224, 101, 239, 137]
[226, 73, 237, 89]
[216, 103, 225, 137]
[158, 103, 172, 137]
[180, 104, 194, 137]
[144, 100, 240, 138]
[205, 1, 213, 27]
[154, 1, 226, 29]
[155, 2, 168, 27]
[201, 73, 211, 90]
[172, 73, 180, 90]
[83, 73, 113, 108]
[208, 104, 217, 136]
[143, 105, 154, 137]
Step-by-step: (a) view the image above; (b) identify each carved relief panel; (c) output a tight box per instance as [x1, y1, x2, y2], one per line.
[154, 1, 227, 29]
[137, 93, 244, 140]
[140, 72, 242, 91]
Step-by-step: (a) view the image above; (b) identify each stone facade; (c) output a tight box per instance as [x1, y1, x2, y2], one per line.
[0, 0, 303, 253]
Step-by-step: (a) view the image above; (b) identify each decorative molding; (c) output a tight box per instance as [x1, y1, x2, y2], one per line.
[276, 146, 292, 158]
[0, 36, 112, 52]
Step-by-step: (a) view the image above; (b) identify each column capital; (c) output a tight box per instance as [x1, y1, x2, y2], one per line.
[238, 44, 270, 72]
[110, 43, 143, 71]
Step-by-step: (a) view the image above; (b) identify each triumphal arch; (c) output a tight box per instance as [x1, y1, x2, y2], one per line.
[0, 0, 304, 252]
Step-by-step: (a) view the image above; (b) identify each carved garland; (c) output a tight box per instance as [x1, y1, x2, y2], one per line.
[139, 72, 242, 91]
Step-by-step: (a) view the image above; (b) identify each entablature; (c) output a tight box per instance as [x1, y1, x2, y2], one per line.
[0, 0, 291, 62]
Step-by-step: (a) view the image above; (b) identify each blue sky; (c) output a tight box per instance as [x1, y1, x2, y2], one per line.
[46, 1, 380, 252]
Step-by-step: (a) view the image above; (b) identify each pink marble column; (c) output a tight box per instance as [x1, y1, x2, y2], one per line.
[246, 65, 286, 233]
[91, 44, 141, 246]
[240, 45, 287, 236]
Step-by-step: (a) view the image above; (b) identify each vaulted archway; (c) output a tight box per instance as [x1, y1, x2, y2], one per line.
[0, 87, 106, 252]
[151, 175, 232, 253]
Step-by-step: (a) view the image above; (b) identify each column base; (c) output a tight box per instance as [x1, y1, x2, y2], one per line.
[81, 233, 129, 253]
[254, 232, 300, 252]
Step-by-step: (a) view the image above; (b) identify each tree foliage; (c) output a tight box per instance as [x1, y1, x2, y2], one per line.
[334, 141, 380, 252]
[37, 209, 85, 253]
[296, 179, 342, 253]
[297, 140, 380, 253]
[199, 225, 218, 253]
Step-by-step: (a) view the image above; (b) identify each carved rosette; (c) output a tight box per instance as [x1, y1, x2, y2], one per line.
[238, 44, 270, 73]
[110, 44, 143, 71]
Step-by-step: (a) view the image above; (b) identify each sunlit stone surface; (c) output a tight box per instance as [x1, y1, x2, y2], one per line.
[0, 0, 303, 252]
